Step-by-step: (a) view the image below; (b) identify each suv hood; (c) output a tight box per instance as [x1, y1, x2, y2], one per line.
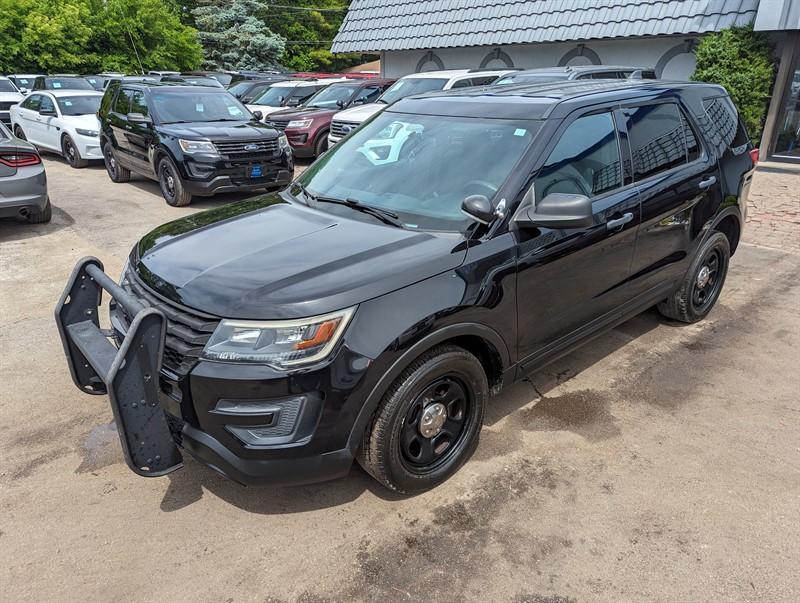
[332, 102, 385, 123]
[157, 120, 278, 140]
[134, 195, 466, 320]
[0, 92, 23, 103]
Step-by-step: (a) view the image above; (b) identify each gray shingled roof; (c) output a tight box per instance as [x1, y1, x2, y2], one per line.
[331, 0, 759, 53]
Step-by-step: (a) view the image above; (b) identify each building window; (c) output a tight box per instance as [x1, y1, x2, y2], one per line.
[773, 63, 800, 159]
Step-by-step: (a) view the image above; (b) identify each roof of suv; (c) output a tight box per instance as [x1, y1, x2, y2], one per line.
[389, 79, 724, 120]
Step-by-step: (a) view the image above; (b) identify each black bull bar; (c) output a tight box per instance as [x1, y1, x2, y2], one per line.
[54, 257, 183, 476]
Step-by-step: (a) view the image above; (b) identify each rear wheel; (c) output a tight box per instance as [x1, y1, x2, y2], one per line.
[62, 135, 88, 168]
[157, 156, 192, 206]
[658, 231, 730, 323]
[13, 125, 26, 141]
[103, 142, 130, 182]
[25, 197, 52, 224]
[358, 345, 488, 493]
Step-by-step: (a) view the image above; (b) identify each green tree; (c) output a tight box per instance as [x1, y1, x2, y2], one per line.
[89, 0, 203, 73]
[692, 25, 776, 143]
[259, 1, 366, 72]
[192, 0, 285, 71]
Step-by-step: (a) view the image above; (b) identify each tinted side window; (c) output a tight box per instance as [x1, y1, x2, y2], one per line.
[39, 95, 56, 114]
[130, 91, 149, 116]
[470, 75, 498, 86]
[352, 86, 383, 104]
[680, 110, 700, 162]
[535, 112, 622, 200]
[626, 103, 687, 180]
[113, 89, 134, 114]
[450, 78, 474, 88]
[22, 95, 41, 111]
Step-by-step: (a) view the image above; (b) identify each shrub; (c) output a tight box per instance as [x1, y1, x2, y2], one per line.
[692, 25, 776, 143]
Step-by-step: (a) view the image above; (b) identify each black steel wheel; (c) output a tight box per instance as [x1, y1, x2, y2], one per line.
[358, 344, 488, 493]
[658, 231, 731, 323]
[400, 376, 471, 472]
[62, 135, 88, 168]
[157, 156, 192, 206]
[103, 142, 130, 182]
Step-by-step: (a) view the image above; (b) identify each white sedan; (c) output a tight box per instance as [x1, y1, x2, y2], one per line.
[10, 90, 103, 168]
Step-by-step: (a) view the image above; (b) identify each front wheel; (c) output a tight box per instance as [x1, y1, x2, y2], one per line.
[62, 135, 88, 168]
[358, 344, 488, 493]
[157, 156, 192, 207]
[314, 132, 329, 157]
[658, 231, 730, 323]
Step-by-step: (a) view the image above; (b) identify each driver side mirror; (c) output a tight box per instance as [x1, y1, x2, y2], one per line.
[20, 88, 29, 95]
[461, 195, 495, 225]
[127, 112, 152, 125]
[515, 193, 594, 229]
[251, 110, 263, 121]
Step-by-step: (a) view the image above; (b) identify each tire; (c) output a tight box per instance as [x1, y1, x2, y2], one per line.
[358, 344, 488, 493]
[13, 125, 26, 141]
[658, 231, 730, 323]
[314, 132, 329, 157]
[103, 142, 130, 183]
[25, 197, 52, 224]
[62, 135, 88, 168]
[157, 156, 192, 207]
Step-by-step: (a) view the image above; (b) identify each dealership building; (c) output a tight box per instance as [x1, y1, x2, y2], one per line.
[332, 0, 800, 163]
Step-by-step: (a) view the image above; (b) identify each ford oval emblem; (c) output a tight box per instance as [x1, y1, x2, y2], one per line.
[244, 143, 259, 151]
[342, 126, 352, 134]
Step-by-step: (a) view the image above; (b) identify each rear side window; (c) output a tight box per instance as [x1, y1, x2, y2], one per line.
[535, 112, 622, 200]
[113, 89, 134, 114]
[470, 75, 498, 86]
[626, 103, 689, 180]
[130, 91, 149, 116]
[701, 95, 749, 155]
[450, 78, 474, 88]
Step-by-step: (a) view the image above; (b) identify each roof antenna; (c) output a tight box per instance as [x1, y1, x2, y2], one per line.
[127, 29, 145, 75]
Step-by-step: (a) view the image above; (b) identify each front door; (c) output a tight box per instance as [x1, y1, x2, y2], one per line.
[515, 109, 641, 369]
[124, 90, 154, 175]
[36, 95, 60, 152]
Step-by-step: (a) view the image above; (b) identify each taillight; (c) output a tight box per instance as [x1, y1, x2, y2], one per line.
[749, 148, 759, 164]
[0, 152, 41, 167]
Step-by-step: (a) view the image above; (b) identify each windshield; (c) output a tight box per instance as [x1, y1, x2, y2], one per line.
[297, 112, 538, 231]
[0, 80, 18, 93]
[493, 73, 570, 86]
[378, 78, 448, 104]
[13, 78, 34, 89]
[57, 95, 101, 116]
[47, 78, 94, 90]
[251, 84, 294, 106]
[227, 81, 252, 96]
[306, 84, 357, 108]
[151, 91, 251, 123]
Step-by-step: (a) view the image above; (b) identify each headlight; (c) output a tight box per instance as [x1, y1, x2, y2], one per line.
[287, 119, 313, 129]
[75, 128, 98, 137]
[202, 307, 356, 367]
[178, 139, 217, 154]
[277, 133, 290, 151]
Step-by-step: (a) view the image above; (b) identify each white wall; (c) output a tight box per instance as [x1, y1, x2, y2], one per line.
[382, 37, 700, 80]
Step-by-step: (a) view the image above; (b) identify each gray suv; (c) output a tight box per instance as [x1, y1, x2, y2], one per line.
[0, 121, 50, 223]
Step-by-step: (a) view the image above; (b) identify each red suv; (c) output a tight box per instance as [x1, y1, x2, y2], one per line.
[265, 79, 394, 157]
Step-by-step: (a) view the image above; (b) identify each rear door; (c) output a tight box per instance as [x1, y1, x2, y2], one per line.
[108, 87, 134, 161]
[623, 99, 723, 295]
[515, 107, 641, 367]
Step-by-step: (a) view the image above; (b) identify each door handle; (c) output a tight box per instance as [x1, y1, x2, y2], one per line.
[606, 212, 633, 230]
[698, 175, 717, 190]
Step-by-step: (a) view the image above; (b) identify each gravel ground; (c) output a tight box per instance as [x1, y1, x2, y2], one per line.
[1, 156, 799, 602]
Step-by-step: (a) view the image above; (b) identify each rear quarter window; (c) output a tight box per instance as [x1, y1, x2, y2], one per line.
[699, 95, 748, 156]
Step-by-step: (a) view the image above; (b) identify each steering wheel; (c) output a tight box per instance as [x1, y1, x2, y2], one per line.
[462, 179, 498, 197]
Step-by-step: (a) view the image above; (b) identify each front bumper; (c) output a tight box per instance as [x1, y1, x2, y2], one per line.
[180, 153, 294, 197]
[0, 111, 11, 126]
[56, 258, 369, 486]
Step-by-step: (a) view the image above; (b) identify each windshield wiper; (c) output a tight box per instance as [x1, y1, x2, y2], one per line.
[299, 187, 403, 228]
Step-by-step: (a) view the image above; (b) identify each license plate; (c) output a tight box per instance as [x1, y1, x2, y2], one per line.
[250, 165, 263, 178]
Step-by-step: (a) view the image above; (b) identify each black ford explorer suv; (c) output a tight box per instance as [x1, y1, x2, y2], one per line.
[98, 82, 293, 205]
[56, 80, 755, 493]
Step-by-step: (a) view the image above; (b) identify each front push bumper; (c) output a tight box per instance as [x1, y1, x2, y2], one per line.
[55, 257, 183, 477]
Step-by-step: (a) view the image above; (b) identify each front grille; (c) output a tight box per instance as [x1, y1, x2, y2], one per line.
[0, 102, 14, 111]
[119, 267, 219, 376]
[330, 120, 360, 138]
[264, 120, 287, 131]
[212, 138, 279, 158]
